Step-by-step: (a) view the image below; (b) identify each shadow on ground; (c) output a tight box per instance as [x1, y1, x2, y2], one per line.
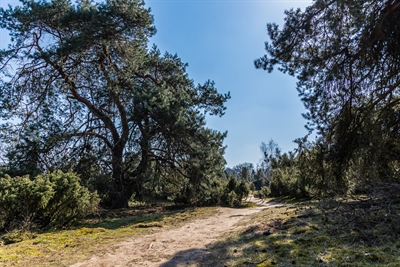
[84, 206, 194, 230]
[158, 197, 400, 267]
[159, 248, 210, 267]
[157, 202, 286, 267]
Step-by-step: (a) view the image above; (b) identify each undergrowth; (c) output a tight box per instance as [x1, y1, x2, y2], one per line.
[198, 195, 400, 267]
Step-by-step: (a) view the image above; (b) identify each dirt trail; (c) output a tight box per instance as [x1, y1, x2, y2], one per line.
[70, 198, 279, 267]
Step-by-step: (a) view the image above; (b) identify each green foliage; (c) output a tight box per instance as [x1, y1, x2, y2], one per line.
[270, 165, 306, 198]
[236, 180, 250, 204]
[256, 1, 400, 195]
[220, 176, 250, 207]
[0, 174, 53, 230]
[258, 141, 307, 198]
[38, 171, 99, 228]
[239, 167, 251, 181]
[228, 163, 254, 179]
[1, 230, 37, 245]
[0, 0, 229, 208]
[260, 186, 270, 199]
[253, 168, 268, 190]
[171, 177, 227, 207]
[0, 171, 98, 231]
[227, 190, 237, 207]
[4, 133, 44, 178]
[226, 175, 238, 192]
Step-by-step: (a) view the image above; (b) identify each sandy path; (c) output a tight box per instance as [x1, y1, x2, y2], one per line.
[70, 198, 276, 267]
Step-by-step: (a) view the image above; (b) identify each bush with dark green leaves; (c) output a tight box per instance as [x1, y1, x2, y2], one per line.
[254, 186, 270, 200]
[227, 190, 237, 207]
[236, 180, 250, 203]
[222, 176, 250, 207]
[0, 171, 99, 231]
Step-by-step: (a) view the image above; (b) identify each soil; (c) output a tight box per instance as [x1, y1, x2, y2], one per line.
[70, 198, 280, 267]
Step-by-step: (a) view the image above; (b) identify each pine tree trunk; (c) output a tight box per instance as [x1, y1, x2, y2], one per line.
[111, 147, 130, 209]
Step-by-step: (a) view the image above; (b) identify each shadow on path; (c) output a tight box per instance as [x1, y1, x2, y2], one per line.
[159, 248, 210, 267]
[158, 200, 288, 267]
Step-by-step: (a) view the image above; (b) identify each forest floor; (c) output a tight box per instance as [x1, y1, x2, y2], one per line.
[70, 197, 279, 267]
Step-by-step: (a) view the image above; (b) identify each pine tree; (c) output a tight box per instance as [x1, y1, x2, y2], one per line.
[0, 0, 230, 208]
[256, 0, 400, 192]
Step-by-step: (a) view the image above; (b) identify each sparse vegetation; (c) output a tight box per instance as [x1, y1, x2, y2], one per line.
[198, 198, 400, 267]
[0, 204, 216, 267]
[1, 190, 399, 266]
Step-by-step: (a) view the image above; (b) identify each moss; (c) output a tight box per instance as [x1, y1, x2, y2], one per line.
[76, 227, 106, 235]
[198, 199, 400, 267]
[0, 206, 216, 267]
[1, 230, 37, 245]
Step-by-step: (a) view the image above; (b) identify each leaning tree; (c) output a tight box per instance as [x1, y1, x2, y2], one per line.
[255, 0, 400, 192]
[0, 0, 230, 208]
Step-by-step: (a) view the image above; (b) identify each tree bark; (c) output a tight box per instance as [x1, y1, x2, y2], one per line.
[111, 145, 131, 209]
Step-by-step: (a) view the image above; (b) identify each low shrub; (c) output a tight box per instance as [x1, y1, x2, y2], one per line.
[254, 186, 270, 200]
[0, 170, 99, 232]
[1, 230, 37, 245]
[223, 177, 250, 207]
[227, 190, 237, 207]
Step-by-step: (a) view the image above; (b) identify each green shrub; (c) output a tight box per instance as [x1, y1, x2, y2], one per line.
[0, 170, 99, 232]
[38, 171, 99, 228]
[254, 186, 271, 199]
[0, 174, 53, 230]
[227, 190, 237, 207]
[235, 180, 250, 204]
[220, 177, 251, 207]
[269, 165, 309, 198]
[260, 186, 270, 198]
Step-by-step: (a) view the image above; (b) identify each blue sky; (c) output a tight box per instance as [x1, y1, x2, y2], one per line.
[0, 0, 313, 168]
[146, 0, 313, 168]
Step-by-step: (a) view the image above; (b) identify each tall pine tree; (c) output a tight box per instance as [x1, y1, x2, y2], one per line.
[0, 0, 230, 208]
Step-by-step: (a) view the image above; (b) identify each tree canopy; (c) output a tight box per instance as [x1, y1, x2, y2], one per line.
[256, 0, 400, 193]
[0, 0, 230, 208]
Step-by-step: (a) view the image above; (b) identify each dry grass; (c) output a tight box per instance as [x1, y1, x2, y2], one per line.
[197, 197, 400, 267]
[0, 205, 216, 267]
[2, 195, 400, 267]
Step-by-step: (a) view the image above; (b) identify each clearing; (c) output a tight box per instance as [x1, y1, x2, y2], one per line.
[71, 198, 279, 267]
[3, 196, 399, 266]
